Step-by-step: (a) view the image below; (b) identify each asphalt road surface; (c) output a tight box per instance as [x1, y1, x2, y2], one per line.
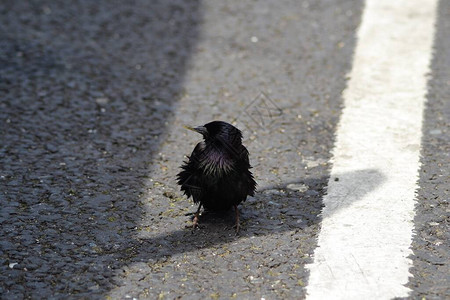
[0, 0, 448, 299]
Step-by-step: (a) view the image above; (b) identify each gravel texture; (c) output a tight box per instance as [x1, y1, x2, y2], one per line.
[1, 0, 448, 299]
[406, 1, 450, 298]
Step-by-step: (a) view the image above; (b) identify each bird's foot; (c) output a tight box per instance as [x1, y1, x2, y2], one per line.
[233, 205, 240, 235]
[185, 222, 203, 233]
[232, 221, 240, 235]
[185, 222, 199, 229]
[185, 212, 201, 232]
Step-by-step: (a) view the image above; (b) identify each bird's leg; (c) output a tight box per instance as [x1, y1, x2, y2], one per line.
[234, 205, 240, 234]
[192, 203, 202, 229]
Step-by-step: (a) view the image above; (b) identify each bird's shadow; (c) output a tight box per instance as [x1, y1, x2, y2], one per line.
[127, 168, 385, 263]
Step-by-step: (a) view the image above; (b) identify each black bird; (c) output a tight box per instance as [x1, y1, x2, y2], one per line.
[177, 121, 256, 232]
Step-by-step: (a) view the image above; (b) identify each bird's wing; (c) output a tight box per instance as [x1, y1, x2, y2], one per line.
[238, 145, 257, 197]
[177, 142, 205, 202]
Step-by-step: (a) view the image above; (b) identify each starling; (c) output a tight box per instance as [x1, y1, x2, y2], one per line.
[177, 121, 256, 232]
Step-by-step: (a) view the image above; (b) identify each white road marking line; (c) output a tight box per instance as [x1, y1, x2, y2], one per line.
[305, 0, 438, 299]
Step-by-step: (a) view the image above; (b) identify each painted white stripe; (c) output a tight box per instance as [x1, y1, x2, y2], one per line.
[305, 0, 437, 299]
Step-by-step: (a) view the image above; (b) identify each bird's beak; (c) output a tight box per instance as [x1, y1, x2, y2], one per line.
[183, 125, 208, 136]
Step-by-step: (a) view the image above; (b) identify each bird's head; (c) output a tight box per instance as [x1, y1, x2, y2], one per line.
[184, 121, 243, 146]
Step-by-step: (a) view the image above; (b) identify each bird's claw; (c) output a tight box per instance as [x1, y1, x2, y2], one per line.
[186, 213, 202, 232]
[232, 222, 240, 235]
[185, 223, 198, 229]
[185, 223, 202, 233]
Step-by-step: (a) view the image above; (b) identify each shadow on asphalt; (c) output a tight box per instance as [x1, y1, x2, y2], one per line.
[0, 1, 201, 298]
[407, 0, 450, 297]
[128, 169, 385, 262]
[0, 0, 372, 298]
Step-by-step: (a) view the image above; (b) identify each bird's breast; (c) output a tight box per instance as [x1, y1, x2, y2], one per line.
[199, 153, 234, 176]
